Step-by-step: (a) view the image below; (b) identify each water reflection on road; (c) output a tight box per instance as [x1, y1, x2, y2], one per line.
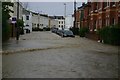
[2, 31, 119, 78]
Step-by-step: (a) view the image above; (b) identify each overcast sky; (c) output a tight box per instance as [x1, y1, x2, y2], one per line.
[24, 2, 83, 16]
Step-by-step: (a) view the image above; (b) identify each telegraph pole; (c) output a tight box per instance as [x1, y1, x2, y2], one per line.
[16, 0, 19, 40]
[74, 0, 76, 28]
[64, 3, 66, 29]
[64, 3, 66, 18]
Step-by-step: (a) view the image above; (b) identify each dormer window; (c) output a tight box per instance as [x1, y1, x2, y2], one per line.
[94, 3, 98, 10]
[107, 1, 110, 7]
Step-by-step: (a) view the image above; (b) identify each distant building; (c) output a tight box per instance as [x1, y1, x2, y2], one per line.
[22, 9, 32, 32]
[39, 14, 49, 29]
[31, 12, 40, 28]
[54, 16, 65, 30]
[48, 16, 59, 28]
[31, 13, 49, 29]
[10, 1, 23, 20]
[65, 15, 74, 29]
[9, 1, 24, 37]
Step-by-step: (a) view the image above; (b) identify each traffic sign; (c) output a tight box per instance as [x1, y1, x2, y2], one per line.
[12, 17, 17, 23]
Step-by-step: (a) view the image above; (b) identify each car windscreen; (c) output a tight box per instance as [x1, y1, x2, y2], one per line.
[64, 31, 73, 35]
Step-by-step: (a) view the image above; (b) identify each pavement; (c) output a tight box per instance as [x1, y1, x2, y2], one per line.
[2, 31, 119, 78]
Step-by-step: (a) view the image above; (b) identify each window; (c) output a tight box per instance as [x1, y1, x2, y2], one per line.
[61, 25, 63, 28]
[118, 17, 120, 24]
[105, 0, 110, 7]
[98, 2, 102, 10]
[61, 21, 63, 24]
[106, 19, 108, 26]
[95, 3, 98, 10]
[99, 19, 100, 25]
[94, 20, 96, 30]
[112, 18, 115, 25]
[59, 21, 60, 24]
[26, 16, 29, 20]
[107, 2, 110, 7]
[107, 19, 109, 26]
[111, 2, 116, 7]
[37, 24, 39, 27]
[26, 25, 29, 27]
[59, 25, 60, 27]
[103, 2, 107, 8]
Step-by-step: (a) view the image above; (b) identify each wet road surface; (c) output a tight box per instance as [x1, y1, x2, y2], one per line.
[2, 31, 119, 78]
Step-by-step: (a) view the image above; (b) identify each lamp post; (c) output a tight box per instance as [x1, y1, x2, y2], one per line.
[64, 3, 66, 29]
[16, 0, 19, 40]
[74, 0, 76, 28]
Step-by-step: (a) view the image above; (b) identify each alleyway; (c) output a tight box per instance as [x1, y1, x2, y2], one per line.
[2, 31, 119, 78]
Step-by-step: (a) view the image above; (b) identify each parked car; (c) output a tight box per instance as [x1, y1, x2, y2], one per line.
[51, 28, 58, 33]
[56, 30, 63, 35]
[61, 30, 75, 37]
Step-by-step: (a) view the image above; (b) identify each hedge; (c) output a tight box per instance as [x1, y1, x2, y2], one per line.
[70, 27, 79, 35]
[32, 27, 51, 31]
[97, 25, 120, 46]
[79, 27, 89, 37]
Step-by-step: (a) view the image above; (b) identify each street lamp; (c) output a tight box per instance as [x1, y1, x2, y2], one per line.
[16, 0, 19, 40]
[64, 3, 66, 18]
[74, 0, 76, 28]
[64, 3, 66, 29]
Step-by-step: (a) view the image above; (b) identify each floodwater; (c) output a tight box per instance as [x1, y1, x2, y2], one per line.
[2, 31, 119, 78]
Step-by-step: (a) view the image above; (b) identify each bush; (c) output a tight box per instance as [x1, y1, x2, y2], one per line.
[2, 22, 11, 41]
[46, 27, 51, 31]
[43, 27, 51, 31]
[79, 27, 89, 37]
[32, 27, 43, 31]
[70, 27, 79, 35]
[18, 19, 24, 35]
[98, 26, 120, 46]
[20, 27, 24, 35]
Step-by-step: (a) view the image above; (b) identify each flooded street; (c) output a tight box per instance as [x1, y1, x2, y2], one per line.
[2, 31, 119, 78]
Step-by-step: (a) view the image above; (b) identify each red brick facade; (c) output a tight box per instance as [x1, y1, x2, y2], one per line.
[81, 2, 120, 31]
[75, 1, 120, 40]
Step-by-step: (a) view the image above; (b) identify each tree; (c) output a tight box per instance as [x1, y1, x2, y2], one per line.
[2, 2, 13, 41]
[17, 19, 24, 35]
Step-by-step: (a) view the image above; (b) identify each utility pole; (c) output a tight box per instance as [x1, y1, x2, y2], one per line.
[64, 3, 66, 18]
[38, 12, 39, 28]
[74, 0, 76, 28]
[16, 0, 19, 40]
[64, 3, 66, 29]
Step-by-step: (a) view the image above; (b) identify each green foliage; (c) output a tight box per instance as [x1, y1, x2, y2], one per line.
[70, 27, 79, 35]
[97, 25, 120, 46]
[43, 27, 51, 31]
[32, 27, 51, 31]
[79, 27, 89, 37]
[2, 2, 13, 41]
[2, 2, 13, 19]
[17, 19, 24, 27]
[32, 27, 43, 31]
[2, 20, 11, 41]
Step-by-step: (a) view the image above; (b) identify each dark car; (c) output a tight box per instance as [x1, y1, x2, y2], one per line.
[61, 30, 75, 37]
[56, 30, 63, 35]
[51, 28, 58, 33]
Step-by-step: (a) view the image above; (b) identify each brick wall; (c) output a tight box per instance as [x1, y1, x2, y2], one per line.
[77, 1, 120, 41]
